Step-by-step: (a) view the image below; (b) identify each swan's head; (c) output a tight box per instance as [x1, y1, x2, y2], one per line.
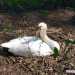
[38, 22, 47, 30]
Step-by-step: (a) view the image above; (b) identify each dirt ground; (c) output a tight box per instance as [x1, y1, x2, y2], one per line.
[0, 9, 75, 75]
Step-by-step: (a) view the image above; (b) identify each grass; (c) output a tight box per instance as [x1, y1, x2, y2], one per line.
[39, 10, 49, 16]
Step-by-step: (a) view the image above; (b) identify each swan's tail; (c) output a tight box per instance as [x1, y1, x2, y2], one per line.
[0, 42, 9, 51]
[0, 42, 11, 48]
[0, 45, 9, 56]
[0, 43, 13, 56]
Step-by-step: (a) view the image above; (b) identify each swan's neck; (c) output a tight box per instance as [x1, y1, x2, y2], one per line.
[40, 29, 60, 50]
[40, 29, 50, 43]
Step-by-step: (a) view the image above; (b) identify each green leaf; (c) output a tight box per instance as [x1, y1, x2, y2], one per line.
[64, 39, 72, 45]
[64, 39, 75, 45]
[72, 40, 75, 44]
[53, 47, 59, 58]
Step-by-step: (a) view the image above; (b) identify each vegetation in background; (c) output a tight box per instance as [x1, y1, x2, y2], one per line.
[1, 0, 75, 13]
[0, 0, 43, 12]
[0, 0, 70, 13]
[3, 25, 13, 32]
[3, 23, 13, 32]
[39, 10, 49, 16]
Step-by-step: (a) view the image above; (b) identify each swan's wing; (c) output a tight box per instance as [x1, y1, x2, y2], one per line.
[29, 40, 54, 56]
[0, 36, 39, 56]
[0, 36, 37, 48]
[47, 40, 60, 51]
[8, 41, 31, 56]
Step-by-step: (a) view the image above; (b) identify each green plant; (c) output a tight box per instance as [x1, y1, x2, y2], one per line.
[53, 47, 59, 58]
[53, 39, 75, 58]
[0, 0, 65, 12]
[64, 39, 75, 57]
[64, 39, 75, 45]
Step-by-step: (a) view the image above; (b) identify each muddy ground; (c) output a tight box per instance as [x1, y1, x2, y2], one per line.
[0, 9, 75, 75]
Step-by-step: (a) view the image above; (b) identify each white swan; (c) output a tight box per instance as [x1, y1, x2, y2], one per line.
[0, 22, 60, 56]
